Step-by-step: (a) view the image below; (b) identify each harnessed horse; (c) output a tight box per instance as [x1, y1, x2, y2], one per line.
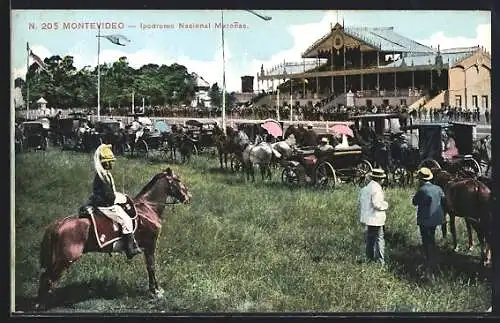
[213, 125, 238, 170]
[232, 130, 280, 182]
[432, 169, 492, 267]
[35, 168, 191, 310]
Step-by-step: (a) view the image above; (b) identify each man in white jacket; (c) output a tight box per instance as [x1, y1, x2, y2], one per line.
[359, 168, 389, 265]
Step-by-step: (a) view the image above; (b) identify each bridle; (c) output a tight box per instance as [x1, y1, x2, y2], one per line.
[136, 173, 189, 207]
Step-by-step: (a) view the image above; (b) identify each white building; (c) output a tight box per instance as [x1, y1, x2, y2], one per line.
[191, 75, 211, 108]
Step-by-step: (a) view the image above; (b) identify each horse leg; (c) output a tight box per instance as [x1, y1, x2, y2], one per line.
[471, 222, 487, 265]
[449, 214, 458, 251]
[441, 218, 447, 239]
[219, 151, 224, 169]
[144, 251, 163, 298]
[260, 165, 265, 181]
[465, 219, 474, 251]
[36, 254, 78, 311]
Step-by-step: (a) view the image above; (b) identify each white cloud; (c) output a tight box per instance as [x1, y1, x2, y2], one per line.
[12, 14, 490, 95]
[415, 24, 490, 53]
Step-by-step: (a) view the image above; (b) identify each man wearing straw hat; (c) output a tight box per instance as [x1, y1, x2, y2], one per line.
[358, 168, 389, 265]
[412, 167, 445, 279]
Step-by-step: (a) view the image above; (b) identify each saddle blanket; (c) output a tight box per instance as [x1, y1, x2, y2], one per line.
[88, 209, 138, 249]
[80, 193, 137, 249]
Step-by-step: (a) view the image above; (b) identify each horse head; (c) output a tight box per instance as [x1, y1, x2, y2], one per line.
[233, 130, 250, 151]
[135, 168, 191, 215]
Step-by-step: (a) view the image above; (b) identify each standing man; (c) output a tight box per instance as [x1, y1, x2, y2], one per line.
[359, 169, 389, 265]
[412, 167, 445, 279]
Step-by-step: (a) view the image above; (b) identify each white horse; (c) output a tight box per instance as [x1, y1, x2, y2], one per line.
[271, 134, 296, 160]
[233, 130, 281, 181]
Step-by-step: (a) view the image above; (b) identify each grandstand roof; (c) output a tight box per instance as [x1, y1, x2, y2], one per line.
[302, 24, 436, 58]
[345, 27, 435, 53]
[382, 46, 479, 68]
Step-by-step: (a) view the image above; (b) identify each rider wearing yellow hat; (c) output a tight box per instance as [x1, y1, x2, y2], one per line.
[90, 144, 142, 259]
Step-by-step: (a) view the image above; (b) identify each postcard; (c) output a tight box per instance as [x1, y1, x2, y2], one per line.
[11, 9, 493, 314]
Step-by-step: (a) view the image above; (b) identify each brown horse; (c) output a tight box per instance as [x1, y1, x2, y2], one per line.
[35, 167, 191, 310]
[213, 125, 237, 170]
[433, 169, 492, 266]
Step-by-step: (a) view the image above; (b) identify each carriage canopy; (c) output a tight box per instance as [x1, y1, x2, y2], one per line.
[349, 113, 401, 136]
[95, 120, 121, 134]
[449, 122, 476, 155]
[22, 121, 45, 134]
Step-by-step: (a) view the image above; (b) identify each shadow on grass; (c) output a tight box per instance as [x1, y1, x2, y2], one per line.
[16, 278, 145, 312]
[206, 167, 238, 175]
[388, 242, 492, 285]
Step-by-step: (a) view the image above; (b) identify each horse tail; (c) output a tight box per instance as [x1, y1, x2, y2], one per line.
[39, 224, 58, 272]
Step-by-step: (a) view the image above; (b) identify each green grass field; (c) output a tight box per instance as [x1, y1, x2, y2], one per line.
[14, 148, 492, 313]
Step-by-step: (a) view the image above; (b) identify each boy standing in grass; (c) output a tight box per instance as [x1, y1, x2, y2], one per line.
[412, 167, 445, 279]
[358, 169, 389, 265]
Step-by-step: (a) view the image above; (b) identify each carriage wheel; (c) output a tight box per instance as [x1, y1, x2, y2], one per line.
[391, 166, 409, 187]
[231, 156, 242, 173]
[281, 167, 300, 187]
[461, 158, 482, 177]
[314, 161, 337, 190]
[133, 140, 149, 158]
[355, 159, 373, 186]
[121, 143, 131, 155]
[418, 158, 441, 172]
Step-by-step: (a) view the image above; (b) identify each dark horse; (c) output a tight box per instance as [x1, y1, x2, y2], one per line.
[35, 168, 191, 310]
[473, 135, 491, 177]
[213, 125, 239, 171]
[433, 169, 492, 266]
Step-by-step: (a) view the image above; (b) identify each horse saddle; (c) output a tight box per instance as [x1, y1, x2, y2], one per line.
[79, 193, 138, 249]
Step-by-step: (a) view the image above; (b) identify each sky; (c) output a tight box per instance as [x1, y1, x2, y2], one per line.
[11, 10, 491, 92]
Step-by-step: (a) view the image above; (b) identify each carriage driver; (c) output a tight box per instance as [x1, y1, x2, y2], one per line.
[90, 144, 142, 259]
[317, 137, 334, 152]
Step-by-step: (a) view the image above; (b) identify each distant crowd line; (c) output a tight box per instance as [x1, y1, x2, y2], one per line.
[18, 104, 491, 125]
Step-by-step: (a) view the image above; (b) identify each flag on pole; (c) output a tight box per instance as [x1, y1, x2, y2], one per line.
[27, 42, 49, 73]
[101, 34, 130, 46]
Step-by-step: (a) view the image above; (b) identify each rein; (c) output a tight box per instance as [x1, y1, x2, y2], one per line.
[137, 200, 180, 207]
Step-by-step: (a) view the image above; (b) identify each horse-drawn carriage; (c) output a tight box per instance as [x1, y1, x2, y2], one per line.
[20, 121, 50, 151]
[281, 144, 372, 189]
[401, 121, 482, 178]
[53, 114, 99, 151]
[348, 113, 413, 185]
[124, 118, 173, 159]
[184, 119, 219, 153]
[93, 120, 126, 154]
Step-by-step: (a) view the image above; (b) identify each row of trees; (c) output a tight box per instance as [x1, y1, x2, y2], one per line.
[16, 54, 237, 111]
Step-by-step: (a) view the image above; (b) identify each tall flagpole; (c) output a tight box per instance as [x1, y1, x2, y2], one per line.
[97, 26, 101, 121]
[26, 42, 30, 120]
[132, 91, 135, 114]
[221, 10, 226, 134]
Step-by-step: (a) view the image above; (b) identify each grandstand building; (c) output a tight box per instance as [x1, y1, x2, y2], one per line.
[256, 23, 491, 113]
[191, 74, 211, 108]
